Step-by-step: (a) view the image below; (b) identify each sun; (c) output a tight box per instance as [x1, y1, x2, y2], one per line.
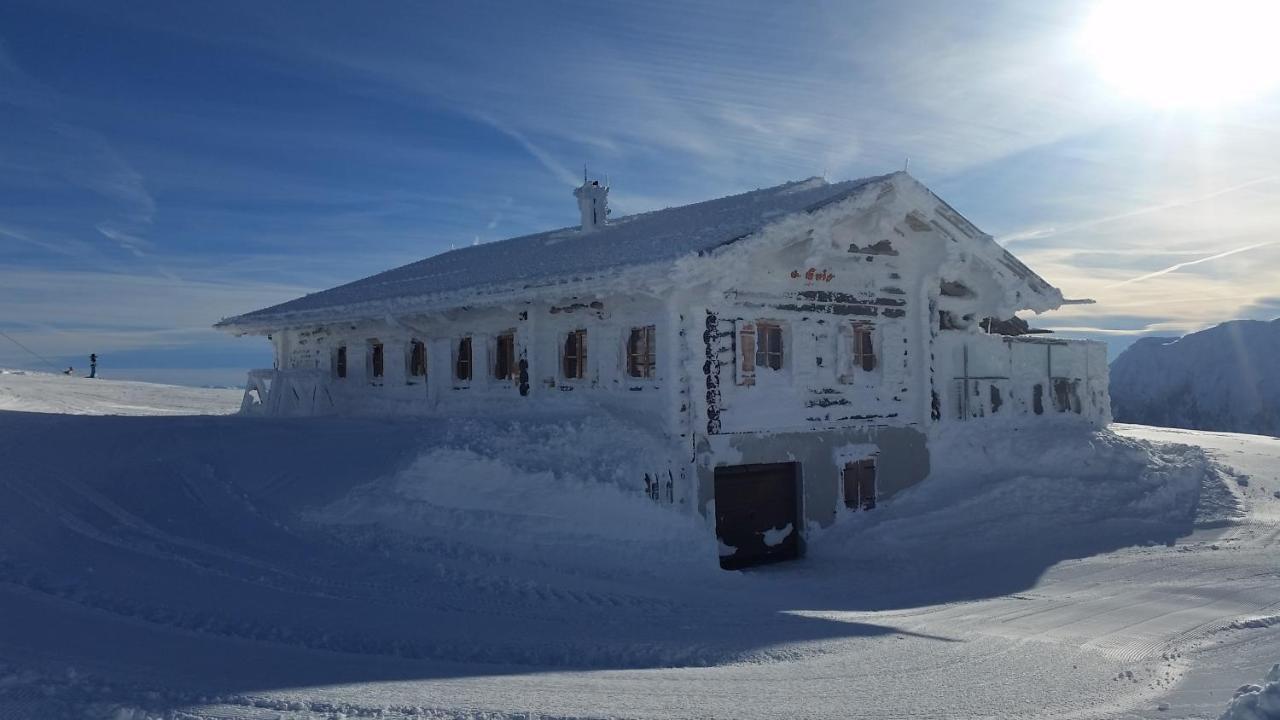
[1081, 0, 1280, 108]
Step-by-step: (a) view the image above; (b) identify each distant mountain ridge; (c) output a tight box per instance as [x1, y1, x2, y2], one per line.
[1110, 318, 1280, 436]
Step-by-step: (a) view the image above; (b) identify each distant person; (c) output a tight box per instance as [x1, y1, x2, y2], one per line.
[89, 353, 97, 379]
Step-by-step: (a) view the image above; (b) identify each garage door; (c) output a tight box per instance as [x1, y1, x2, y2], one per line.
[714, 462, 800, 570]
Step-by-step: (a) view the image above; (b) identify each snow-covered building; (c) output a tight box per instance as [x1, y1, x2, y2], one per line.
[216, 171, 1108, 568]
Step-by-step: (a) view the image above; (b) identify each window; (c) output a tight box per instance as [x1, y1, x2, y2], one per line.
[755, 321, 784, 371]
[852, 325, 876, 372]
[408, 340, 427, 380]
[494, 332, 516, 381]
[334, 345, 347, 379]
[368, 341, 384, 381]
[1052, 378, 1081, 414]
[455, 337, 472, 381]
[563, 329, 587, 379]
[843, 458, 877, 511]
[839, 323, 878, 383]
[627, 325, 656, 379]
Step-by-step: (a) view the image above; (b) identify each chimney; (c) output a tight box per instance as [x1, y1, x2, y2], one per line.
[574, 176, 609, 232]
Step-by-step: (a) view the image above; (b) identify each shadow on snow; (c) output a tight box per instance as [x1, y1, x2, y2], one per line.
[0, 410, 1203, 714]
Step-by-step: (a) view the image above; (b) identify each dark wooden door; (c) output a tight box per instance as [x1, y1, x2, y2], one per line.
[714, 462, 800, 569]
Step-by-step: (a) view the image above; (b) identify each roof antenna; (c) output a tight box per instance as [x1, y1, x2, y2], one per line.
[583, 164, 588, 183]
[903, 157, 910, 172]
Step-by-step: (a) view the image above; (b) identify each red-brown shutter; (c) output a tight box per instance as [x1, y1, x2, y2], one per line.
[737, 321, 756, 386]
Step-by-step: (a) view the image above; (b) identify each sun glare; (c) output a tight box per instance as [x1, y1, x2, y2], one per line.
[1082, 0, 1280, 108]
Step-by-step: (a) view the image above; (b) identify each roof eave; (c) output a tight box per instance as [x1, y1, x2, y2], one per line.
[211, 261, 675, 335]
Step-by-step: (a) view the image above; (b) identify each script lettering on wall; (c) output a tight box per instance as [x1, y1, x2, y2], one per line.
[790, 267, 834, 284]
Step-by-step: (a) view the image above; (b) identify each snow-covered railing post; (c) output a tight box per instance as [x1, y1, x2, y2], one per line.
[239, 368, 335, 417]
[240, 369, 277, 415]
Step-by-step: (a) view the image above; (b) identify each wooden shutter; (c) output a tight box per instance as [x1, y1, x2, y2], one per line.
[456, 337, 472, 381]
[736, 321, 756, 386]
[837, 323, 854, 383]
[843, 458, 878, 510]
[563, 334, 575, 378]
[370, 342, 384, 378]
[409, 340, 426, 378]
[495, 333, 514, 380]
[563, 329, 587, 379]
[858, 327, 877, 372]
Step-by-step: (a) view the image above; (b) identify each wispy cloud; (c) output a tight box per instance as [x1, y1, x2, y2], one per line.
[95, 222, 153, 257]
[1001, 174, 1280, 246]
[0, 264, 311, 370]
[0, 224, 84, 257]
[1, 45, 156, 266]
[1105, 242, 1276, 288]
[3, 1, 1280, 374]
[473, 113, 581, 189]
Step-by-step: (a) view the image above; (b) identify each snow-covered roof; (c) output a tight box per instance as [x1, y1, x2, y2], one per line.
[216, 172, 1060, 332]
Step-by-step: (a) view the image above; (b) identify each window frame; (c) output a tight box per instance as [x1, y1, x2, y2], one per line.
[562, 328, 588, 380]
[454, 336, 473, 383]
[852, 324, 876, 372]
[494, 331, 516, 382]
[334, 345, 347, 380]
[407, 339, 427, 383]
[839, 322, 879, 384]
[626, 325, 657, 379]
[367, 340, 385, 384]
[755, 321, 784, 372]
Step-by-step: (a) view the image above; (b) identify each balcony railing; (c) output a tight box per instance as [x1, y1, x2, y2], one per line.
[240, 368, 335, 416]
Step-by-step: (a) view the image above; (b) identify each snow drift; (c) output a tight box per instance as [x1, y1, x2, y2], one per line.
[1110, 318, 1280, 436]
[3, 372, 1267, 720]
[807, 422, 1229, 601]
[310, 416, 720, 582]
[1219, 663, 1280, 720]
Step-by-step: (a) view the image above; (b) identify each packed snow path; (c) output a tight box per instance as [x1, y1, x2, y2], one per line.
[0, 376, 1277, 718]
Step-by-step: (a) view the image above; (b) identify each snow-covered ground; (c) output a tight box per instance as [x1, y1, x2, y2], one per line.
[0, 374, 1277, 719]
[0, 368, 241, 415]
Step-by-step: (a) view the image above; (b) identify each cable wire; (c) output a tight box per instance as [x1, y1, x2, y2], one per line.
[0, 329, 63, 372]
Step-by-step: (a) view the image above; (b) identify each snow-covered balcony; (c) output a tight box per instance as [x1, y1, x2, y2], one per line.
[934, 332, 1110, 426]
[239, 368, 336, 416]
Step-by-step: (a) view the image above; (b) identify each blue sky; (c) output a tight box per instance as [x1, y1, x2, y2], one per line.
[2, 0, 1278, 386]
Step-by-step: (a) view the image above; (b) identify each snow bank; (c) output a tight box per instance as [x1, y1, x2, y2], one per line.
[809, 422, 1216, 571]
[313, 440, 719, 580]
[306, 409, 720, 580]
[0, 406, 730, 680]
[1219, 663, 1280, 720]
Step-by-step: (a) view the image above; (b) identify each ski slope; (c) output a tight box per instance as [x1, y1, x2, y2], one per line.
[0, 373, 1277, 719]
[0, 369, 241, 415]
